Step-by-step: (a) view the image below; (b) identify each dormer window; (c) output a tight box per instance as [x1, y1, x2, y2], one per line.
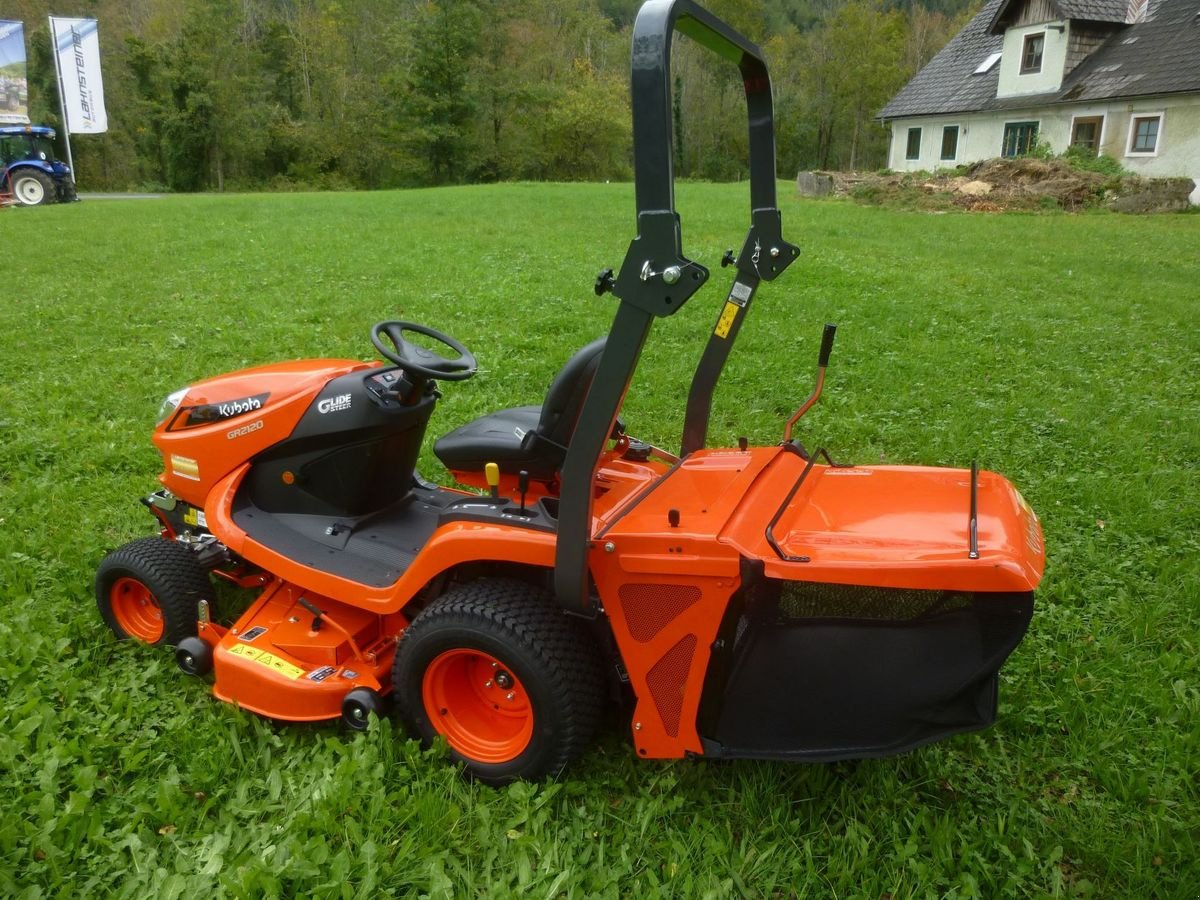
[1020, 33, 1044, 74]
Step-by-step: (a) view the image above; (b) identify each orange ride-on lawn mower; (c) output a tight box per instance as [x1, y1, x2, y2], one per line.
[96, 0, 1043, 784]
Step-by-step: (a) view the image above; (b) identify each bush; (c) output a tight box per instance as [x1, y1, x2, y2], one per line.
[1059, 145, 1127, 177]
[1025, 138, 1056, 161]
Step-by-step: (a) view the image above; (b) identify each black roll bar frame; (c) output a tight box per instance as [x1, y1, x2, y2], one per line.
[554, 0, 800, 611]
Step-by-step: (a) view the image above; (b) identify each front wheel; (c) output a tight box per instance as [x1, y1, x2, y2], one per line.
[96, 537, 213, 647]
[393, 579, 604, 784]
[11, 170, 55, 207]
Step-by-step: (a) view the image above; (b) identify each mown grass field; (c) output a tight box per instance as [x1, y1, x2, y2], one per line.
[1, 184, 1197, 897]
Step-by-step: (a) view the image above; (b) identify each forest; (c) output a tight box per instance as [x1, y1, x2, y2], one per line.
[7, 0, 977, 192]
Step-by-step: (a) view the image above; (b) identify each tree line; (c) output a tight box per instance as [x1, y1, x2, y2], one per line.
[8, 0, 975, 192]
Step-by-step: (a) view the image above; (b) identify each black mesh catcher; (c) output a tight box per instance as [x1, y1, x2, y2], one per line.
[701, 579, 1033, 761]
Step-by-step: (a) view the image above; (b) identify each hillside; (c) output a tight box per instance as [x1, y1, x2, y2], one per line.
[5, 0, 981, 191]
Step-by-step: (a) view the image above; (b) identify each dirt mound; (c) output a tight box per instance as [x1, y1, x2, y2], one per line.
[963, 158, 1108, 210]
[803, 158, 1195, 213]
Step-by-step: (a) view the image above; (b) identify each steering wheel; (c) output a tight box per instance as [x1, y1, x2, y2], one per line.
[370, 320, 477, 381]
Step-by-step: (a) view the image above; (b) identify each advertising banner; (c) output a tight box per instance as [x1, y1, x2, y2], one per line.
[49, 17, 107, 134]
[0, 20, 29, 126]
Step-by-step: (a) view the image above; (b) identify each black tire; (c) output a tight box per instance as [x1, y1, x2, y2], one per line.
[393, 579, 605, 784]
[95, 537, 213, 647]
[11, 170, 56, 207]
[175, 636, 214, 676]
[342, 687, 385, 731]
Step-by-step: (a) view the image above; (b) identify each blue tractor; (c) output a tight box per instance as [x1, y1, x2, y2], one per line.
[1, 125, 76, 206]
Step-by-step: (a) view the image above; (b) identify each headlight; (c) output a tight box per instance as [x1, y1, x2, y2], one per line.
[157, 388, 188, 425]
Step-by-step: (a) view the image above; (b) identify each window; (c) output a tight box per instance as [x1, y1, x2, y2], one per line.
[974, 52, 1002, 75]
[1070, 116, 1104, 153]
[1002, 121, 1039, 157]
[0, 135, 42, 164]
[940, 126, 959, 161]
[1127, 114, 1162, 155]
[1020, 33, 1044, 74]
[906, 127, 922, 161]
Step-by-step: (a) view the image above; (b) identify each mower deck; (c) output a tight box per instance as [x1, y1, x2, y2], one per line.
[203, 579, 403, 722]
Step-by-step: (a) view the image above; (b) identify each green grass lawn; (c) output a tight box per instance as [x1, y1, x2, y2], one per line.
[1, 184, 1197, 897]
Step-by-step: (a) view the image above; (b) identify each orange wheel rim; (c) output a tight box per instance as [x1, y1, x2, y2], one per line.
[109, 577, 164, 643]
[422, 649, 533, 764]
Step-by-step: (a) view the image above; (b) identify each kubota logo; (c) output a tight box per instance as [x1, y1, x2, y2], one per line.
[318, 393, 352, 414]
[218, 396, 263, 418]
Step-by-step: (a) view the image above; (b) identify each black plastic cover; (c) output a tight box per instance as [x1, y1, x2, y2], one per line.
[247, 371, 436, 518]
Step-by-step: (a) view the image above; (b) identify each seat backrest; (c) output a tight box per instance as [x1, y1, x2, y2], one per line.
[534, 337, 607, 450]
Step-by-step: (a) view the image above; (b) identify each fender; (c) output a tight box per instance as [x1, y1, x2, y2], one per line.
[205, 464, 557, 614]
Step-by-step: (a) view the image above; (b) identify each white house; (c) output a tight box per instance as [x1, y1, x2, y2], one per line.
[879, 0, 1200, 203]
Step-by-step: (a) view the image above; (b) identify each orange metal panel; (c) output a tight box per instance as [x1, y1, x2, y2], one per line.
[209, 580, 399, 722]
[592, 564, 738, 758]
[601, 447, 782, 542]
[720, 456, 1045, 592]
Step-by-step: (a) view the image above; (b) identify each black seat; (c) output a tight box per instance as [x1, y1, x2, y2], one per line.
[434, 337, 607, 479]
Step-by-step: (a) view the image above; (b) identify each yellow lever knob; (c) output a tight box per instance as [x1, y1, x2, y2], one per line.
[485, 462, 500, 497]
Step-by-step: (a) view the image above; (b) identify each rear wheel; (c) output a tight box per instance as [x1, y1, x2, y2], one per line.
[393, 579, 604, 784]
[96, 537, 213, 647]
[11, 170, 55, 207]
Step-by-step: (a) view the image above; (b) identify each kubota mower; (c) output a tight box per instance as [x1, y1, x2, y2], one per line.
[96, 0, 1042, 784]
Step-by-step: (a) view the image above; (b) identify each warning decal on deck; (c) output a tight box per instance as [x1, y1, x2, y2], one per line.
[227, 642, 304, 679]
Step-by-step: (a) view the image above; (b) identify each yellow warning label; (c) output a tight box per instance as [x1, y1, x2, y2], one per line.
[227, 642, 304, 679]
[170, 454, 200, 481]
[183, 507, 199, 526]
[714, 301, 739, 339]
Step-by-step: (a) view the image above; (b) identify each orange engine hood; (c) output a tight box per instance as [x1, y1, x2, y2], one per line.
[180, 358, 371, 408]
[153, 358, 375, 505]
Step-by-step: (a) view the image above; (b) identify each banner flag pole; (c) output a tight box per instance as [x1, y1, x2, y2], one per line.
[47, 16, 76, 178]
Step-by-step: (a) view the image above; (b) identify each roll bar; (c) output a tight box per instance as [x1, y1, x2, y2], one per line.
[631, 1, 780, 232]
[554, 0, 800, 611]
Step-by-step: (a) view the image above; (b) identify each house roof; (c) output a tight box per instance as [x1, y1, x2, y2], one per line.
[879, 0, 1200, 120]
[989, 0, 1135, 32]
[1061, 0, 1200, 100]
[879, 0, 1006, 119]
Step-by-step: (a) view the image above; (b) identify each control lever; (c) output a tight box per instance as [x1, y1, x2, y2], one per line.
[517, 470, 529, 516]
[485, 462, 501, 500]
[783, 323, 837, 442]
[298, 596, 324, 631]
[296, 597, 368, 662]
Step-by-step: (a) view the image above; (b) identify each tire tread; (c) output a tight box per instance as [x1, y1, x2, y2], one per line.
[95, 536, 213, 646]
[394, 579, 605, 781]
